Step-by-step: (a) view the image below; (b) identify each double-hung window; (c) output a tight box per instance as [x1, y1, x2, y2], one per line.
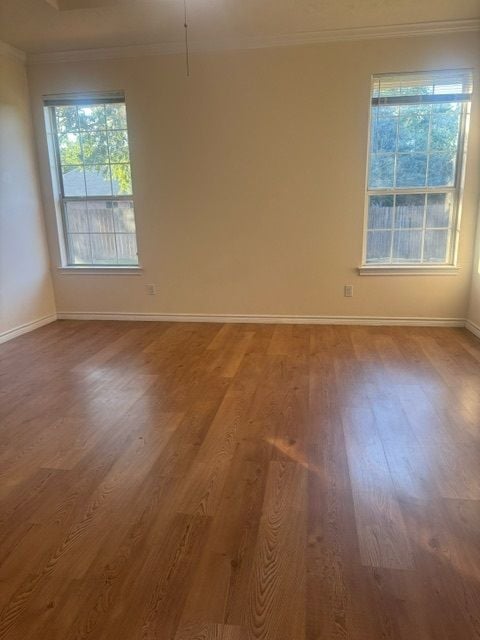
[363, 70, 472, 268]
[45, 93, 139, 267]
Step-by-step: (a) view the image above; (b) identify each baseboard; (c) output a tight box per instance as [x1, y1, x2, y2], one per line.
[56, 311, 465, 327]
[0, 313, 58, 345]
[0, 312, 470, 345]
[465, 319, 480, 339]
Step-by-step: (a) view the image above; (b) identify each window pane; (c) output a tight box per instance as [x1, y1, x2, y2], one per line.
[81, 131, 109, 165]
[370, 113, 397, 153]
[111, 164, 132, 195]
[68, 233, 92, 264]
[62, 166, 86, 197]
[78, 104, 106, 130]
[426, 193, 452, 228]
[395, 194, 425, 228]
[377, 105, 400, 117]
[369, 154, 394, 188]
[368, 195, 394, 229]
[85, 166, 112, 196]
[432, 102, 461, 115]
[106, 103, 127, 129]
[423, 229, 449, 263]
[91, 233, 117, 263]
[365, 73, 469, 267]
[108, 130, 130, 163]
[427, 154, 456, 187]
[430, 112, 460, 152]
[397, 105, 430, 152]
[64, 200, 138, 265]
[392, 230, 422, 262]
[116, 234, 138, 264]
[88, 201, 114, 232]
[396, 153, 427, 187]
[367, 230, 392, 262]
[56, 105, 78, 133]
[58, 133, 82, 165]
[65, 201, 89, 232]
[51, 100, 138, 267]
[113, 201, 136, 232]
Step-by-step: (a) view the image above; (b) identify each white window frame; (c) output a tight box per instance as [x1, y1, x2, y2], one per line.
[359, 70, 472, 275]
[43, 91, 142, 273]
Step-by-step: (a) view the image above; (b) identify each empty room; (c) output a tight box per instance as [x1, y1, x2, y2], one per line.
[1, 0, 480, 638]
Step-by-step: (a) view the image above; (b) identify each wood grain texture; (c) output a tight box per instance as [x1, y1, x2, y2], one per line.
[1, 320, 480, 639]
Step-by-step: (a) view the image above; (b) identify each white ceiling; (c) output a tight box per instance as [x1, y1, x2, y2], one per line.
[0, 0, 479, 54]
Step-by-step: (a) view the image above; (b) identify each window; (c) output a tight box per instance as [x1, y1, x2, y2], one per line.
[45, 93, 139, 266]
[363, 70, 472, 268]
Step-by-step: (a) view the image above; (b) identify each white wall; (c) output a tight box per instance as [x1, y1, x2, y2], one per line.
[28, 33, 480, 322]
[0, 43, 56, 340]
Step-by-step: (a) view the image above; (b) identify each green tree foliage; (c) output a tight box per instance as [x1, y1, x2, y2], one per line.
[369, 102, 460, 189]
[55, 104, 132, 195]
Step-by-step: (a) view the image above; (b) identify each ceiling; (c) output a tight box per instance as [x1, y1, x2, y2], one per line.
[0, 0, 479, 55]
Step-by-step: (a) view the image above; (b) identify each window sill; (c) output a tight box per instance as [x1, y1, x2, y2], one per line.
[57, 266, 143, 275]
[358, 265, 460, 276]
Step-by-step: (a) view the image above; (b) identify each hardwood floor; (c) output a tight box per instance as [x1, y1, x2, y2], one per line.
[1, 320, 480, 639]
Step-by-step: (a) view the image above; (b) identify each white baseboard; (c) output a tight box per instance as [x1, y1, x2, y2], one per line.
[465, 319, 480, 339]
[56, 311, 465, 327]
[0, 313, 57, 345]
[0, 312, 473, 345]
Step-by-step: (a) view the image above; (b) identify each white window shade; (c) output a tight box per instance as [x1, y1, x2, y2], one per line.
[43, 91, 125, 106]
[372, 70, 473, 103]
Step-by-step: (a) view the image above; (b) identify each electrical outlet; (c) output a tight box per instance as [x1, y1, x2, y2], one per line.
[145, 284, 156, 296]
[344, 285, 353, 297]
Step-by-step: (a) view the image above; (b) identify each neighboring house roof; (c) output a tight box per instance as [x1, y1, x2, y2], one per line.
[63, 167, 119, 196]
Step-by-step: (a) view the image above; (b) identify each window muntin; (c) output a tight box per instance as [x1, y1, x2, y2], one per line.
[47, 96, 138, 266]
[364, 71, 472, 266]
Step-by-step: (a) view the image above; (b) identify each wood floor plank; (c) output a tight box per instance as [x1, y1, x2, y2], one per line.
[341, 406, 414, 570]
[243, 460, 307, 639]
[175, 622, 245, 640]
[0, 321, 479, 639]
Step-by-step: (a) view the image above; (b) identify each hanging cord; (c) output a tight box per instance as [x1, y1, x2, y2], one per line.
[183, 0, 190, 77]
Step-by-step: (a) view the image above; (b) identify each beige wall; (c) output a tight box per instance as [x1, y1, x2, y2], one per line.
[0, 46, 55, 339]
[28, 33, 480, 320]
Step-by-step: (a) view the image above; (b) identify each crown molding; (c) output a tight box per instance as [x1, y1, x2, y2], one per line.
[0, 40, 27, 63]
[27, 18, 480, 65]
